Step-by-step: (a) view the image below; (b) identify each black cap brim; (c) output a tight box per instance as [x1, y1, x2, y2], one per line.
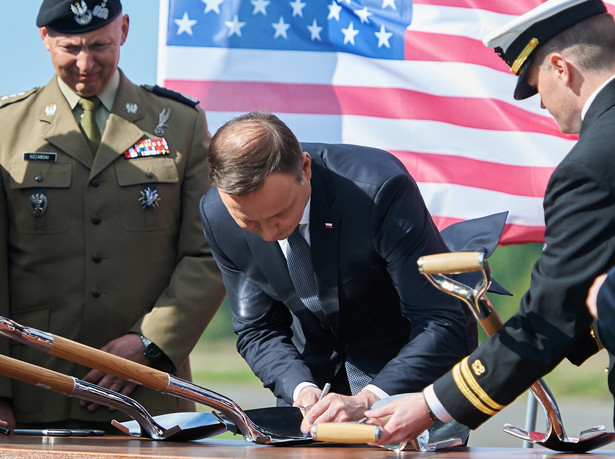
[513, 58, 538, 100]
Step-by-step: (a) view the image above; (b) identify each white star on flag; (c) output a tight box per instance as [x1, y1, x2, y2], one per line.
[272, 16, 291, 39]
[201, 0, 224, 14]
[342, 21, 359, 45]
[225, 15, 246, 37]
[251, 0, 269, 15]
[290, 0, 307, 17]
[375, 24, 392, 48]
[174, 12, 197, 35]
[327, 1, 342, 20]
[355, 7, 372, 23]
[382, 0, 397, 9]
[307, 19, 323, 41]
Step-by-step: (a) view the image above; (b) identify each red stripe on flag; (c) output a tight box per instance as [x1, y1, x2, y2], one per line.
[412, 0, 552, 16]
[435, 216, 545, 245]
[393, 151, 554, 197]
[165, 79, 572, 138]
[405, 31, 509, 73]
[413, 0, 615, 22]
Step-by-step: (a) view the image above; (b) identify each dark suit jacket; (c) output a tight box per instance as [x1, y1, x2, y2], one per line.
[201, 142, 475, 404]
[433, 79, 615, 429]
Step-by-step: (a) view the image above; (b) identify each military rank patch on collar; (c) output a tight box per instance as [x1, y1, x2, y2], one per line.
[124, 138, 169, 159]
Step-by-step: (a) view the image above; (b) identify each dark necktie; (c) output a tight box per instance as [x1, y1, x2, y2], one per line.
[78, 97, 101, 153]
[286, 227, 372, 394]
[286, 227, 327, 323]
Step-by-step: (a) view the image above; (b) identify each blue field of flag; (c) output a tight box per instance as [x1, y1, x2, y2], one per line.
[167, 0, 413, 59]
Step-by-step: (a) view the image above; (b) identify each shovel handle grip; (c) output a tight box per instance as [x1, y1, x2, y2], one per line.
[52, 336, 169, 392]
[311, 423, 382, 443]
[418, 252, 484, 275]
[0, 353, 74, 395]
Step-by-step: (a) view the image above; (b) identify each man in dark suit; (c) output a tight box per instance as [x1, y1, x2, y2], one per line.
[366, 0, 615, 444]
[200, 111, 477, 430]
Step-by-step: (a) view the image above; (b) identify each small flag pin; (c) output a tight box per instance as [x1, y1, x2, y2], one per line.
[325, 222, 333, 229]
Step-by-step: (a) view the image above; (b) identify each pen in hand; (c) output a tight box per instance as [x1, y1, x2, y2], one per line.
[318, 382, 331, 402]
[303, 382, 332, 439]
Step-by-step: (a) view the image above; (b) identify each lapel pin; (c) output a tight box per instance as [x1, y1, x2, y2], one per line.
[325, 223, 333, 229]
[44, 104, 57, 117]
[125, 102, 138, 114]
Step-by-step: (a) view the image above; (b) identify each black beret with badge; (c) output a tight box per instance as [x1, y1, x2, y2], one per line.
[482, 0, 607, 100]
[37, 0, 122, 34]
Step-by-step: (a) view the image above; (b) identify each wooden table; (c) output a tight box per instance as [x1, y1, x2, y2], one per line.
[0, 435, 613, 458]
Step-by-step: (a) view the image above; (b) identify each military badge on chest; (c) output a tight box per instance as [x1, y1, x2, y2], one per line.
[124, 138, 170, 211]
[124, 138, 169, 159]
[29, 189, 48, 217]
[139, 185, 160, 210]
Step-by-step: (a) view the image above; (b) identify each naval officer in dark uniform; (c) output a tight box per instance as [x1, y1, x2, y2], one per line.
[0, 0, 225, 430]
[366, 0, 615, 444]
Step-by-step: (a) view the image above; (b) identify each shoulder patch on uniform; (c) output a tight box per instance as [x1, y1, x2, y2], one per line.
[142, 85, 200, 108]
[0, 88, 38, 109]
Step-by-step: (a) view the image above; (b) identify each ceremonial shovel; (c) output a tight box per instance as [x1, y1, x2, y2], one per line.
[0, 352, 214, 440]
[417, 251, 615, 453]
[0, 316, 374, 445]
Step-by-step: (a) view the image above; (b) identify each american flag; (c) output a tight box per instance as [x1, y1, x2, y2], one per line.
[158, 0, 615, 245]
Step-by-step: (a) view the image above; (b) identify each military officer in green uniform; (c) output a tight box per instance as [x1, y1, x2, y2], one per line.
[0, 0, 226, 430]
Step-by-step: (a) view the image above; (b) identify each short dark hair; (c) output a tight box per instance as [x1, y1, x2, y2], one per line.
[535, 13, 615, 72]
[208, 112, 304, 195]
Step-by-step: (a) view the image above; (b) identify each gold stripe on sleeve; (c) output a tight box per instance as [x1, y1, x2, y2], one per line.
[451, 357, 501, 416]
[459, 358, 506, 412]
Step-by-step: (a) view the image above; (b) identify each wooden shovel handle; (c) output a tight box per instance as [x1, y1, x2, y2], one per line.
[478, 312, 506, 336]
[418, 252, 484, 275]
[311, 423, 381, 443]
[0, 353, 74, 395]
[51, 336, 169, 392]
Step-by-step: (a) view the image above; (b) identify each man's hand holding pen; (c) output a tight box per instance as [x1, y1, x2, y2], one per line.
[299, 384, 380, 434]
[294, 382, 331, 417]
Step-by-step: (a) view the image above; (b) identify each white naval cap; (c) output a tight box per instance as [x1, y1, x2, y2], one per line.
[483, 0, 607, 100]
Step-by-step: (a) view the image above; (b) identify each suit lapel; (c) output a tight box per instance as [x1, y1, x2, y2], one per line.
[245, 232, 297, 305]
[91, 73, 145, 178]
[310, 162, 341, 338]
[38, 80, 93, 169]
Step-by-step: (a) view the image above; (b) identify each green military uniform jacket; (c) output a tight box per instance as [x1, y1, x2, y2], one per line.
[0, 71, 226, 424]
